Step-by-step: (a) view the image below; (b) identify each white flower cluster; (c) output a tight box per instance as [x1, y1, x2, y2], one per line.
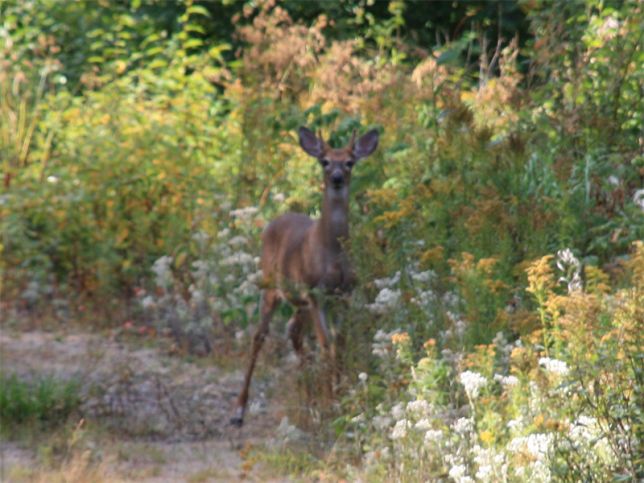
[568, 415, 616, 466]
[473, 445, 508, 482]
[221, 251, 254, 266]
[409, 267, 436, 283]
[507, 432, 553, 461]
[448, 463, 473, 483]
[538, 357, 570, 376]
[374, 271, 400, 289]
[459, 371, 487, 399]
[372, 329, 397, 358]
[452, 417, 474, 435]
[406, 399, 431, 418]
[493, 373, 519, 388]
[390, 418, 411, 440]
[507, 433, 553, 482]
[227, 235, 248, 247]
[152, 255, 173, 289]
[367, 287, 401, 314]
[569, 415, 600, 445]
[423, 429, 443, 445]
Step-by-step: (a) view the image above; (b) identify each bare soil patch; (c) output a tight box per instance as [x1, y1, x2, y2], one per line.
[0, 328, 295, 482]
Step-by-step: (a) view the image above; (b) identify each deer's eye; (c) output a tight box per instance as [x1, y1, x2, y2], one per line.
[320, 159, 330, 168]
[346, 161, 355, 169]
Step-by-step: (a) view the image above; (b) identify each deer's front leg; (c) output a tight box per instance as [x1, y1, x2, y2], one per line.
[308, 296, 336, 399]
[231, 289, 279, 427]
[308, 296, 331, 354]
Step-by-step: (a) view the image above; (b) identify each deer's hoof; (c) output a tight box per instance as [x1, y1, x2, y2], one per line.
[230, 407, 245, 427]
[229, 415, 244, 427]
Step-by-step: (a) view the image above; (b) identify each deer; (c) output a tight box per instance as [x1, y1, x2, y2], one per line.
[230, 126, 380, 427]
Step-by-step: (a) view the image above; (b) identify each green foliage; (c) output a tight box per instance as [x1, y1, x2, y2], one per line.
[0, 374, 81, 431]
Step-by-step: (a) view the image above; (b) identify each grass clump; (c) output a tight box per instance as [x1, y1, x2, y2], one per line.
[0, 374, 81, 432]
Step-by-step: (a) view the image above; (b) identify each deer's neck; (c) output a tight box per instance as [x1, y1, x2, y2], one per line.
[318, 187, 350, 253]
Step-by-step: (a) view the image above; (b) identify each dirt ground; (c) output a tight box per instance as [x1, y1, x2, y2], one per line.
[0, 328, 301, 482]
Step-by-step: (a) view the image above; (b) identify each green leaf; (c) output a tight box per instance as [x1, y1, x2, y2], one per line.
[186, 5, 210, 18]
[184, 38, 203, 50]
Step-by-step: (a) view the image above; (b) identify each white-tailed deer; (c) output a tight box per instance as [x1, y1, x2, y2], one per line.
[230, 126, 379, 427]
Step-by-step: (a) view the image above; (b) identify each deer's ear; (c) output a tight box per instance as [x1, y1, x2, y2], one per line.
[298, 127, 326, 158]
[352, 129, 379, 160]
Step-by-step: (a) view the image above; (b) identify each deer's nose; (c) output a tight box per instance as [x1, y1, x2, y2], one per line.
[331, 171, 344, 186]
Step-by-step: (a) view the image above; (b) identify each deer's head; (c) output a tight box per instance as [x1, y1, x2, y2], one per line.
[299, 127, 379, 192]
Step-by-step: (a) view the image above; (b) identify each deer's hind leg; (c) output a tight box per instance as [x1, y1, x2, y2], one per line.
[231, 289, 280, 427]
[287, 308, 310, 364]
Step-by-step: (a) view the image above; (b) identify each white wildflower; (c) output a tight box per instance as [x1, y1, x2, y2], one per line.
[191, 260, 211, 281]
[374, 271, 400, 289]
[459, 370, 487, 399]
[539, 357, 569, 376]
[273, 192, 286, 203]
[406, 399, 431, 417]
[507, 418, 523, 432]
[415, 418, 432, 431]
[141, 295, 156, 310]
[358, 372, 368, 383]
[391, 402, 405, 421]
[424, 429, 443, 445]
[228, 235, 248, 247]
[188, 285, 204, 304]
[448, 464, 473, 483]
[494, 373, 519, 388]
[367, 288, 401, 314]
[221, 251, 254, 266]
[47, 175, 59, 183]
[236, 279, 257, 297]
[442, 291, 461, 309]
[473, 445, 507, 481]
[454, 318, 467, 337]
[452, 417, 474, 435]
[373, 415, 392, 431]
[410, 269, 436, 283]
[411, 289, 436, 307]
[390, 419, 410, 440]
[507, 433, 553, 461]
[152, 255, 173, 288]
[372, 329, 396, 358]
